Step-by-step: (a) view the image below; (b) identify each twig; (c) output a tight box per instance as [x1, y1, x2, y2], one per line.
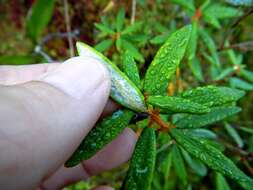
[39, 30, 79, 47]
[219, 8, 253, 50]
[63, 0, 74, 57]
[34, 46, 54, 63]
[242, 159, 253, 175]
[131, 0, 136, 24]
[218, 40, 253, 52]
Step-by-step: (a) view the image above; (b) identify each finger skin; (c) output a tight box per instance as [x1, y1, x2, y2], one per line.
[0, 57, 111, 189]
[41, 128, 137, 190]
[0, 63, 59, 85]
[0, 63, 119, 118]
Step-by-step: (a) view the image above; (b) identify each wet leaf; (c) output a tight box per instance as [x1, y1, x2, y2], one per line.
[144, 25, 192, 95]
[65, 110, 134, 167]
[122, 51, 141, 89]
[76, 42, 146, 112]
[121, 128, 156, 190]
[180, 86, 245, 107]
[171, 129, 253, 190]
[175, 106, 241, 129]
[147, 95, 210, 114]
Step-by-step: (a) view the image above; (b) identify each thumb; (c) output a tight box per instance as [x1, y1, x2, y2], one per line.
[0, 56, 110, 189]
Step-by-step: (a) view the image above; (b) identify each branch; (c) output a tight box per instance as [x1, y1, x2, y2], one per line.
[131, 0, 136, 25]
[64, 0, 74, 57]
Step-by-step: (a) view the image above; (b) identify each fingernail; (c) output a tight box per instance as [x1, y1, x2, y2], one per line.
[37, 56, 110, 99]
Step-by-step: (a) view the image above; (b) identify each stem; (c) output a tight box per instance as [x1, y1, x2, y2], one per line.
[64, 0, 74, 57]
[131, 0, 136, 25]
[147, 109, 175, 132]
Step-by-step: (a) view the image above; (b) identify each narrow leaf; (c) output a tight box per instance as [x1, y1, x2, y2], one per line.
[180, 85, 245, 107]
[189, 57, 204, 81]
[94, 39, 113, 52]
[122, 128, 156, 190]
[216, 172, 231, 190]
[240, 69, 253, 83]
[122, 22, 143, 35]
[172, 145, 187, 185]
[144, 25, 192, 95]
[0, 55, 38, 65]
[175, 106, 241, 129]
[65, 110, 134, 167]
[214, 67, 235, 81]
[76, 42, 146, 112]
[122, 51, 141, 89]
[95, 23, 115, 35]
[150, 33, 170, 45]
[116, 8, 125, 32]
[147, 95, 210, 114]
[230, 77, 253, 91]
[204, 4, 243, 19]
[121, 39, 145, 62]
[181, 148, 207, 177]
[225, 123, 244, 148]
[171, 0, 195, 12]
[199, 29, 220, 67]
[171, 129, 253, 190]
[26, 0, 55, 42]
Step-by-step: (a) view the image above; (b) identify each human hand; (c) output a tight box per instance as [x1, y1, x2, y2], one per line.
[0, 57, 137, 190]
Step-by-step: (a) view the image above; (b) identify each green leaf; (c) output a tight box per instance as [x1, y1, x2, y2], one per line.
[230, 77, 253, 91]
[187, 20, 198, 61]
[180, 86, 245, 107]
[171, 0, 195, 12]
[122, 22, 143, 35]
[183, 129, 217, 139]
[65, 110, 134, 167]
[144, 25, 192, 95]
[160, 151, 173, 179]
[153, 22, 169, 33]
[147, 95, 210, 114]
[171, 129, 253, 190]
[175, 106, 241, 129]
[172, 145, 187, 185]
[181, 148, 207, 177]
[122, 51, 141, 89]
[189, 57, 204, 82]
[116, 37, 122, 51]
[0, 55, 38, 65]
[94, 39, 113, 52]
[216, 172, 231, 190]
[76, 42, 146, 112]
[240, 69, 253, 83]
[204, 3, 243, 19]
[116, 8, 125, 32]
[239, 127, 253, 134]
[121, 39, 145, 62]
[26, 0, 55, 42]
[95, 23, 115, 35]
[214, 67, 235, 81]
[199, 29, 220, 67]
[203, 13, 221, 29]
[225, 123, 244, 148]
[122, 128, 156, 190]
[150, 33, 170, 45]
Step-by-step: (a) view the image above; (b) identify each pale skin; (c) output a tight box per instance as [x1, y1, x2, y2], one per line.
[0, 57, 137, 190]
